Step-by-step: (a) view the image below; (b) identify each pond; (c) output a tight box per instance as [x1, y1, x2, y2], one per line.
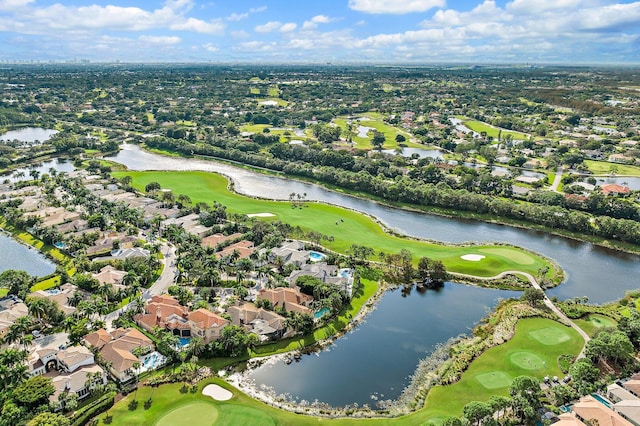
[0, 127, 58, 145]
[381, 147, 445, 159]
[247, 283, 520, 408]
[0, 233, 55, 277]
[1, 158, 75, 183]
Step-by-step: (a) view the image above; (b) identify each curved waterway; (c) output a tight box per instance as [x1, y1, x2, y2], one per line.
[109, 144, 640, 305]
[107, 144, 640, 407]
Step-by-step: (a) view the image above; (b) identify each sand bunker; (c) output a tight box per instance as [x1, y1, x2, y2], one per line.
[247, 213, 276, 218]
[202, 384, 233, 401]
[461, 254, 486, 261]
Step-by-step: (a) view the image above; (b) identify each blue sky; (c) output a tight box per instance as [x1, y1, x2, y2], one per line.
[0, 0, 639, 63]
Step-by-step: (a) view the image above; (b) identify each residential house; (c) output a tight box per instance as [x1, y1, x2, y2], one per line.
[92, 265, 127, 291]
[27, 332, 106, 403]
[258, 288, 313, 316]
[135, 295, 230, 344]
[615, 400, 640, 426]
[84, 327, 153, 382]
[93, 247, 150, 262]
[216, 240, 255, 260]
[572, 395, 632, 426]
[227, 301, 288, 341]
[287, 263, 355, 297]
[201, 233, 242, 249]
[553, 413, 587, 426]
[268, 240, 309, 267]
[0, 295, 28, 340]
[601, 184, 631, 196]
[609, 383, 639, 403]
[30, 283, 78, 315]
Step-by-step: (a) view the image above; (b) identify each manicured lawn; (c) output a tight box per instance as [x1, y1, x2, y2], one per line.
[459, 118, 529, 140]
[113, 170, 554, 278]
[584, 160, 640, 176]
[156, 402, 218, 426]
[333, 115, 422, 150]
[574, 314, 618, 337]
[420, 317, 584, 422]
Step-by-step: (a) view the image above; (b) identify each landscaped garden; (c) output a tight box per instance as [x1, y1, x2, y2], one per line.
[113, 170, 558, 280]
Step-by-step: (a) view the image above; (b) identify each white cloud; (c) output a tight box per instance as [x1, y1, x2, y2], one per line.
[231, 30, 250, 39]
[255, 21, 281, 33]
[302, 14, 336, 30]
[0, 0, 33, 11]
[139, 35, 181, 44]
[349, 0, 446, 14]
[202, 42, 218, 52]
[280, 22, 297, 32]
[170, 17, 224, 34]
[226, 5, 267, 21]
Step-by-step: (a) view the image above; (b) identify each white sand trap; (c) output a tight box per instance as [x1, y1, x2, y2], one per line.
[247, 213, 276, 218]
[202, 384, 233, 401]
[461, 254, 486, 261]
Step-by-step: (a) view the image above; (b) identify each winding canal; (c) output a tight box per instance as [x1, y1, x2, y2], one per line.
[107, 144, 640, 407]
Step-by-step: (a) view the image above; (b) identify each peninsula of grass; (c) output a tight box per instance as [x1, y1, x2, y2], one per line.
[584, 160, 640, 177]
[420, 317, 583, 422]
[574, 313, 618, 337]
[114, 170, 555, 279]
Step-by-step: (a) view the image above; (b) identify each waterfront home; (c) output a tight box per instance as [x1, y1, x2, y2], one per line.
[0, 295, 28, 340]
[227, 301, 288, 341]
[257, 288, 313, 316]
[600, 184, 631, 196]
[93, 247, 150, 262]
[84, 327, 153, 383]
[135, 294, 230, 344]
[287, 263, 354, 297]
[30, 283, 78, 315]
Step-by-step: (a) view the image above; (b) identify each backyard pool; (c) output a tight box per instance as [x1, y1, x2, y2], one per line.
[140, 351, 166, 372]
[179, 337, 190, 347]
[309, 251, 326, 262]
[314, 308, 330, 319]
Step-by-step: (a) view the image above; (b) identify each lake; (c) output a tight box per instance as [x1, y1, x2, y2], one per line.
[0, 127, 58, 144]
[0, 233, 56, 277]
[1, 159, 75, 183]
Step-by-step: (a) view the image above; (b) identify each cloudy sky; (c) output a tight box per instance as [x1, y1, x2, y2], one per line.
[0, 0, 639, 63]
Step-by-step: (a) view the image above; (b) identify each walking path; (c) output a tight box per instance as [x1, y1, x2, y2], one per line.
[450, 270, 590, 357]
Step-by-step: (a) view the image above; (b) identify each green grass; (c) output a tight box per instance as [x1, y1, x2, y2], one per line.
[461, 119, 529, 140]
[102, 318, 584, 426]
[156, 402, 218, 426]
[31, 276, 61, 292]
[421, 318, 584, 421]
[333, 115, 421, 150]
[574, 314, 618, 337]
[113, 170, 554, 278]
[584, 160, 640, 177]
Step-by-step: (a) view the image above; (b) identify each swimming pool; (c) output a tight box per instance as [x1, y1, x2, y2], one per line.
[179, 337, 190, 347]
[309, 251, 326, 262]
[140, 351, 166, 372]
[314, 308, 330, 319]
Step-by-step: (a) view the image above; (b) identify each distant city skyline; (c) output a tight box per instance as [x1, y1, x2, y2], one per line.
[0, 0, 639, 64]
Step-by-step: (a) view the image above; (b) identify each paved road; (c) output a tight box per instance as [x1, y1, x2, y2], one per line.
[104, 242, 177, 330]
[550, 167, 564, 192]
[450, 270, 590, 357]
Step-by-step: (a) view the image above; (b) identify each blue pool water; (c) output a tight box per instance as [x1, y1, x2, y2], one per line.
[591, 393, 612, 408]
[309, 251, 326, 261]
[314, 308, 330, 319]
[179, 337, 190, 347]
[339, 269, 351, 278]
[53, 242, 67, 249]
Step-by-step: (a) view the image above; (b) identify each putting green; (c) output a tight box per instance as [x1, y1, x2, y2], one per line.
[509, 351, 545, 370]
[585, 314, 616, 328]
[478, 247, 535, 265]
[529, 327, 571, 345]
[156, 402, 218, 426]
[475, 371, 512, 389]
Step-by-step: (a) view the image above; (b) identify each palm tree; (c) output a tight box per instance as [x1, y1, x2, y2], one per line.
[188, 336, 205, 360]
[27, 298, 48, 325]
